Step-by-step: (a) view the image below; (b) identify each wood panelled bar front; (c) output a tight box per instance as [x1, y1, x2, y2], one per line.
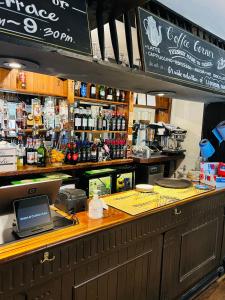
[0, 188, 225, 300]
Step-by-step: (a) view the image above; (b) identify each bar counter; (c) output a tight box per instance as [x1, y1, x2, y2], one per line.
[1, 187, 225, 300]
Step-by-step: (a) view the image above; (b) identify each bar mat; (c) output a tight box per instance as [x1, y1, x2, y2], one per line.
[104, 187, 213, 216]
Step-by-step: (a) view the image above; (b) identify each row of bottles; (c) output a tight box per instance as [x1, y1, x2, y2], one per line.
[75, 81, 126, 102]
[4, 133, 128, 169]
[64, 139, 127, 164]
[73, 107, 126, 131]
[17, 136, 47, 168]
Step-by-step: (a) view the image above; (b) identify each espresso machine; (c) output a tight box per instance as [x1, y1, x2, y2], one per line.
[162, 124, 187, 154]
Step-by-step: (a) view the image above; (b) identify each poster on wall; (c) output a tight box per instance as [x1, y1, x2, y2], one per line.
[0, 0, 91, 55]
[138, 7, 225, 94]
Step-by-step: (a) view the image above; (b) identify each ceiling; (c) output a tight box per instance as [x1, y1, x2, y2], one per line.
[0, 0, 225, 103]
[0, 38, 225, 103]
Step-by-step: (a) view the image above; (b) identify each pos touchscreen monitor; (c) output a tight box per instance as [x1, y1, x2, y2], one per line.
[0, 179, 62, 215]
[13, 195, 53, 237]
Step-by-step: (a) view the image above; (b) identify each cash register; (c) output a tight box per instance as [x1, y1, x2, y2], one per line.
[0, 180, 74, 243]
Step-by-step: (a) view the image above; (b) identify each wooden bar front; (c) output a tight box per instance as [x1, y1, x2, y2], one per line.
[0, 188, 225, 300]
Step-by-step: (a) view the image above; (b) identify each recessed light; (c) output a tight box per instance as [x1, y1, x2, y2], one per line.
[147, 91, 176, 97]
[3, 62, 24, 69]
[0, 57, 39, 71]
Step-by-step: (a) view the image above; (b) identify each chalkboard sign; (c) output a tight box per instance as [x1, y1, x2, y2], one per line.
[138, 7, 225, 94]
[0, 0, 91, 55]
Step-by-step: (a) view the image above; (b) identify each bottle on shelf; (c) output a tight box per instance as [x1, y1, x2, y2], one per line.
[121, 114, 126, 131]
[90, 83, 97, 98]
[102, 112, 107, 130]
[26, 137, 35, 166]
[81, 108, 88, 130]
[74, 81, 81, 97]
[106, 87, 113, 101]
[91, 141, 98, 162]
[87, 108, 94, 130]
[116, 114, 122, 131]
[64, 143, 72, 164]
[71, 142, 79, 165]
[115, 89, 120, 102]
[97, 108, 103, 130]
[37, 138, 47, 167]
[80, 82, 87, 98]
[120, 90, 126, 102]
[74, 107, 82, 130]
[99, 85, 106, 100]
[110, 113, 117, 131]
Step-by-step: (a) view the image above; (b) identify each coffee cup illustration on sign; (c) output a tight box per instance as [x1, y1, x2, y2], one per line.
[143, 16, 162, 47]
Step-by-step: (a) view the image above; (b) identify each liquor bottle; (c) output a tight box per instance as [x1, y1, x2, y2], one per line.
[71, 143, 79, 165]
[17, 136, 25, 167]
[97, 108, 103, 130]
[33, 138, 38, 165]
[91, 142, 98, 162]
[74, 107, 81, 130]
[106, 87, 113, 101]
[74, 81, 81, 96]
[115, 89, 120, 102]
[97, 141, 103, 162]
[81, 108, 88, 130]
[116, 114, 121, 131]
[26, 137, 35, 165]
[65, 143, 72, 164]
[86, 142, 91, 162]
[37, 138, 47, 167]
[116, 140, 120, 158]
[90, 83, 96, 98]
[111, 113, 117, 131]
[80, 82, 87, 97]
[120, 90, 125, 102]
[99, 85, 106, 100]
[102, 113, 107, 130]
[87, 108, 94, 130]
[121, 114, 126, 131]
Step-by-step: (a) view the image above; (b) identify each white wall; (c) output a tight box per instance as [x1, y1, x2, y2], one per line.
[91, 20, 140, 66]
[170, 99, 204, 170]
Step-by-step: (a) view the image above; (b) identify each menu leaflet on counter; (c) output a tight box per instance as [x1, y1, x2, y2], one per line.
[0, 0, 91, 55]
[138, 7, 225, 93]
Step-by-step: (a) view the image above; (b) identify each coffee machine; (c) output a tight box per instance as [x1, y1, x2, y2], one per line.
[162, 124, 187, 154]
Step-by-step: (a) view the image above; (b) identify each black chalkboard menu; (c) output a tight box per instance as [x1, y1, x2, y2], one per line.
[138, 7, 225, 94]
[0, 0, 91, 55]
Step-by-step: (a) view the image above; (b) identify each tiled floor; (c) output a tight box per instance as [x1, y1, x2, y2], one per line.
[195, 277, 225, 300]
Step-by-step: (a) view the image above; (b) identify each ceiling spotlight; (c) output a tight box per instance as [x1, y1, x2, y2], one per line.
[147, 91, 176, 97]
[3, 62, 24, 69]
[0, 57, 39, 71]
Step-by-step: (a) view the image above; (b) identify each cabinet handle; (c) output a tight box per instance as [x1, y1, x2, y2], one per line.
[174, 208, 182, 215]
[40, 252, 55, 264]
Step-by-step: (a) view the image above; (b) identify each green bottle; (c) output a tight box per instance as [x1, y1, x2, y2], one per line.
[37, 138, 47, 167]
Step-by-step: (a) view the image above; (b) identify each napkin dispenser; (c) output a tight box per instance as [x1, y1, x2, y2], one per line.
[55, 189, 87, 214]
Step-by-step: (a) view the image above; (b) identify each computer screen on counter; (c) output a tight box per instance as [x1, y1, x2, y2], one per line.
[14, 195, 53, 233]
[0, 179, 62, 215]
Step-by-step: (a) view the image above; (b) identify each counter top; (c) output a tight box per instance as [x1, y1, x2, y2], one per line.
[133, 154, 185, 164]
[0, 187, 224, 263]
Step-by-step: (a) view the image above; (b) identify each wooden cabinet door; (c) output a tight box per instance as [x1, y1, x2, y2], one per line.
[221, 213, 225, 264]
[73, 234, 163, 300]
[27, 277, 61, 300]
[161, 210, 224, 300]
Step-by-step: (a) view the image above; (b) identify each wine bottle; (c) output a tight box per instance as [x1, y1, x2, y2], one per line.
[115, 89, 120, 102]
[90, 83, 96, 98]
[74, 107, 81, 130]
[120, 90, 125, 102]
[99, 85, 106, 100]
[106, 87, 113, 101]
[37, 138, 47, 167]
